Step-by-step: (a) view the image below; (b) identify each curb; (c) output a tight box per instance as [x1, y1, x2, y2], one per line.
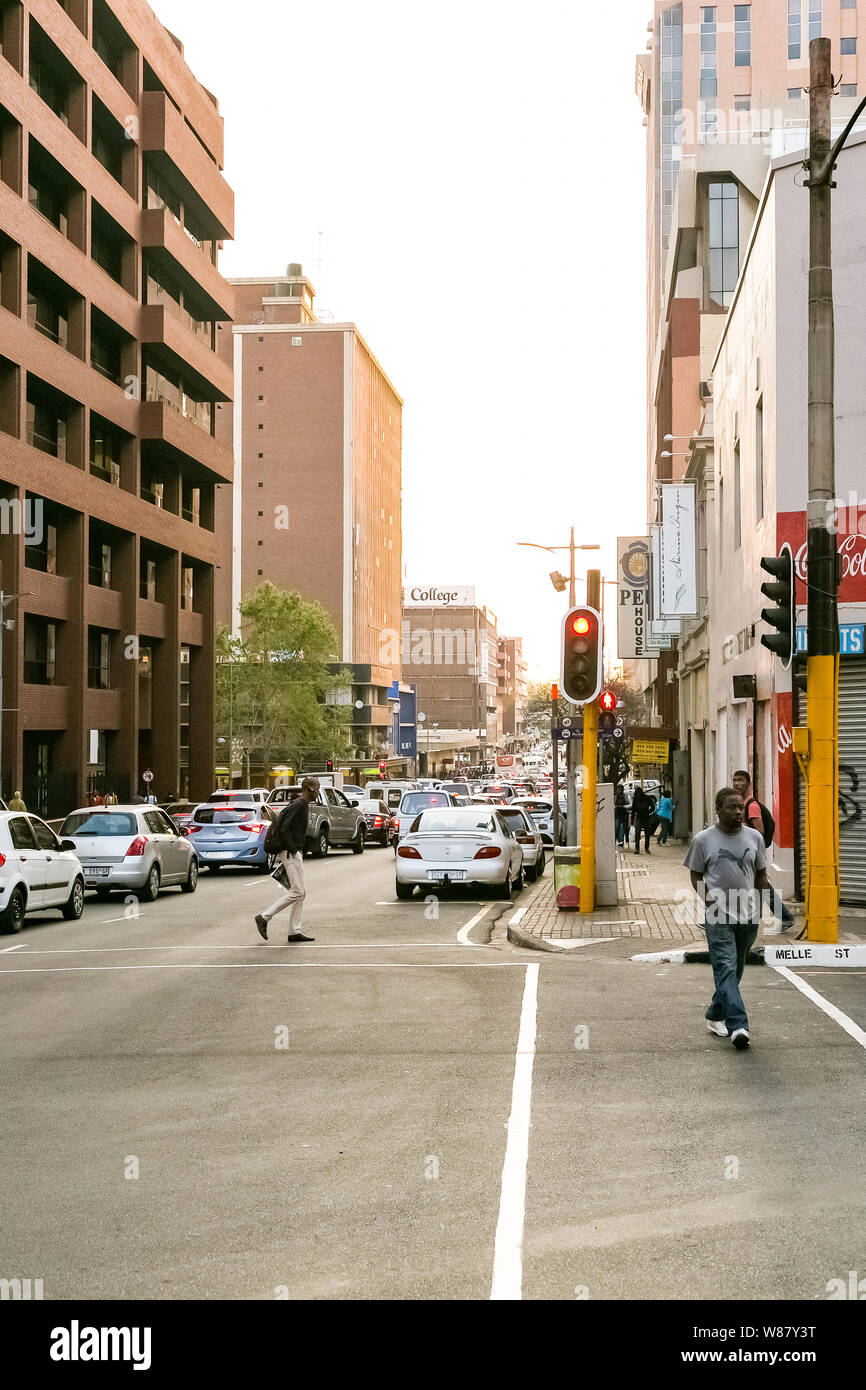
[631, 946, 767, 965]
[507, 923, 573, 954]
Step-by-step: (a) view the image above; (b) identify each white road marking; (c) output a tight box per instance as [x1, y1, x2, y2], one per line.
[490, 963, 539, 1302]
[5, 942, 479, 954]
[457, 905, 493, 945]
[771, 965, 866, 1050]
[538, 936, 620, 951]
[0, 962, 535, 974]
[0, 943, 25, 952]
[509, 908, 527, 927]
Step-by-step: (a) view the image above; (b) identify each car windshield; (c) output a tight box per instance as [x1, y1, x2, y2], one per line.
[193, 806, 259, 825]
[413, 811, 496, 834]
[62, 812, 137, 836]
[401, 792, 452, 813]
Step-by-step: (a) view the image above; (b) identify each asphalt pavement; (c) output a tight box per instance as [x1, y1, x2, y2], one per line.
[1, 843, 864, 1301]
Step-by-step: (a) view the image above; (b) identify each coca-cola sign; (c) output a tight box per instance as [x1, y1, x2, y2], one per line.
[778, 512, 866, 603]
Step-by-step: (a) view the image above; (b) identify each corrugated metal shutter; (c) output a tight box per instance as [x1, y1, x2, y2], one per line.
[795, 661, 866, 905]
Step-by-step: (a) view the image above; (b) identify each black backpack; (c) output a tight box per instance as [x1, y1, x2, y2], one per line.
[264, 803, 293, 853]
[746, 797, 775, 848]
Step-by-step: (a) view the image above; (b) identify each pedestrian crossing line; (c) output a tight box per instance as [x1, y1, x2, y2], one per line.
[772, 965, 866, 1050]
[3, 942, 488, 954]
[0, 961, 534, 974]
[490, 962, 539, 1301]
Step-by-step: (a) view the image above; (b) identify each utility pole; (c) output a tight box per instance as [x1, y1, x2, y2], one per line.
[551, 682, 560, 848]
[565, 527, 579, 845]
[579, 570, 601, 914]
[803, 37, 842, 942]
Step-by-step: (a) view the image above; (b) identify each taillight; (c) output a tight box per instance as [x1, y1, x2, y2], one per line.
[517, 834, 535, 844]
[397, 845, 421, 858]
[393, 817, 400, 830]
[474, 846, 502, 859]
[374, 816, 383, 826]
[186, 825, 202, 834]
[0, 851, 6, 867]
[238, 823, 265, 833]
[127, 836, 148, 857]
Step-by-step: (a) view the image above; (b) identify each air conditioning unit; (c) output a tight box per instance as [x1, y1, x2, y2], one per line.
[699, 380, 712, 400]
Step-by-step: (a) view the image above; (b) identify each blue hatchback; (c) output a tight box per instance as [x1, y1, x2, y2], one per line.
[187, 802, 276, 872]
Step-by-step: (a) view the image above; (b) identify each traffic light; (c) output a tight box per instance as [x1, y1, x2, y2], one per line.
[599, 712, 616, 739]
[561, 606, 602, 705]
[379, 759, 387, 775]
[599, 689, 616, 712]
[760, 543, 794, 670]
[326, 758, 334, 772]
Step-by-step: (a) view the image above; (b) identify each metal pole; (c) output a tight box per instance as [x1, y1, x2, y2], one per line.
[805, 37, 839, 942]
[580, 570, 601, 914]
[565, 527, 578, 845]
[551, 682, 560, 847]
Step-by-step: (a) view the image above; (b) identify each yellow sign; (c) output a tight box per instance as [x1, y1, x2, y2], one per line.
[632, 739, 669, 764]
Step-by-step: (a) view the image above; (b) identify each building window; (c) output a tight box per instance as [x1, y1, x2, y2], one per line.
[140, 556, 156, 601]
[659, 4, 684, 261]
[24, 616, 56, 684]
[89, 536, 112, 589]
[699, 100, 718, 142]
[708, 182, 739, 308]
[841, 0, 857, 8]
[734, 443, 742, 549]
[181, 566, 193, 611]
[788, 0, 801, 59]
[734, 5, 750, 65]
[700, 7, 717, 99]
[788, 87, 802, 98]
[841, 36, 858, 54]
[809, 2, 822, 40]
[841, 83, 858, 96]
[755, 398, 764, 521]
[88, 628, 111, 689]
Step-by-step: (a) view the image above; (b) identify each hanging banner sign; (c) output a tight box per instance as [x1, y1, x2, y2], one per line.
[617, 537, 657, 659]
[650, 526, 682, 633]
[659, 483, 699, 618]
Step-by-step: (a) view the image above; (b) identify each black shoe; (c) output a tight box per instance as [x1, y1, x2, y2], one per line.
[255, 915, 268, 941]
[287, 932, 315, 943]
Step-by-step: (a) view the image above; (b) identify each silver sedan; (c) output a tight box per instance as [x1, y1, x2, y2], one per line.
[59, 805, 198, 901]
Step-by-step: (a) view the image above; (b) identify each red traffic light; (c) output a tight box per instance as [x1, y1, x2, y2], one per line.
[378, 760, 387, 774]
[561, 605, 603, 706]
[599, 689, 616, 712]
[572, 615, 591, 635]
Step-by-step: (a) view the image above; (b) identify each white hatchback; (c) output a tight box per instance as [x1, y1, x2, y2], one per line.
[0, 811, 86, 932]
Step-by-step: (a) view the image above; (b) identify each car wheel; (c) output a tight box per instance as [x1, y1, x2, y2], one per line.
[140, 863, 161, 903]
[62, 876, 85, 920]
[497, 869, 513, 901]
[395, 880, 414, 900]
[525, 861, 538, 883]
[181, 858, 198, 893]
[514, 862, 525, 892]
[536, 850, 546, 877]
[351, 826, 366, 855]
[0, 886, 26, 933]
[313, 830, 329, 858]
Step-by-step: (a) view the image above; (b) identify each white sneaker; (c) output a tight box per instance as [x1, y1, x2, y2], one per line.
[706, 1019, 728, 1037]
[731, 1028, 751, 1050]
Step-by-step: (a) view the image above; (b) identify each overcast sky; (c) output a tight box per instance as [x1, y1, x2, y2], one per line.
[154, 0, 652, 680]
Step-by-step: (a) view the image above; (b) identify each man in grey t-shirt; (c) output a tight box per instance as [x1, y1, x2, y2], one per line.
[684, 788, 770, 1050]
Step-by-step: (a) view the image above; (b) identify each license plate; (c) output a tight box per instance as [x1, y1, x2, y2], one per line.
[84, 866, 110, 877]
[206, 851, 235, 860]
[429, 870, 466, 881]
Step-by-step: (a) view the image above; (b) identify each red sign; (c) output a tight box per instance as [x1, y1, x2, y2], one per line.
[497, 755, 514, 767]
[777, 510, 866, 604]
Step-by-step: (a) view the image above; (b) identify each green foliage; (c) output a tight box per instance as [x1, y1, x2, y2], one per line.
[215, 583, 352, 772]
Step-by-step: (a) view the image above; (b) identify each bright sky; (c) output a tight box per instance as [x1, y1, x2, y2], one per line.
[154, 0, 652, 681]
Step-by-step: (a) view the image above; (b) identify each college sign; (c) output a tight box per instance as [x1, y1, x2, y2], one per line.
[403, 585, 476, 607]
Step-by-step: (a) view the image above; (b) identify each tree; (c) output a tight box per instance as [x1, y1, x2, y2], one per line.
[215, 583, 353, 776]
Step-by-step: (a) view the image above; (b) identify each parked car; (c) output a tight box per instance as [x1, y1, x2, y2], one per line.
[357, 799, 398, 846]
[511, 796, 561, 847]
[0, 811, 86, 932]
[160, 800, 198, 832]
[186, 802, 276, 872]
[59, 805, 198, 900]
[394, 790, 457, 847]
[208, 788, 271, 806]
[395, 806, 525, 900]
[496, 804, 546, 880]
[267, 785, 366, 857]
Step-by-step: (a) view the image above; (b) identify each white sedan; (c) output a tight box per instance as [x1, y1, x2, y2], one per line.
[496, 805, 547, 880]
[395, 806, 524, 899]
[0, 811, 86, 932]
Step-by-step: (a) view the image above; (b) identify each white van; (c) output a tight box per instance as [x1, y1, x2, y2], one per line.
[363, 781, 418, 811]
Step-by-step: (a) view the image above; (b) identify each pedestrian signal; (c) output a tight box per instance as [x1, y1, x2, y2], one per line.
[326, 758, 334, 772]
[760, 543, 794, 670]
[599, 689, 617, 712]
[561, 606, 602, 705]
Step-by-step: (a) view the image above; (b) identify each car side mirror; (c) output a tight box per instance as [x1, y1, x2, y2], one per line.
[61, 839, 76, 851]
[350, 798, 359, 807]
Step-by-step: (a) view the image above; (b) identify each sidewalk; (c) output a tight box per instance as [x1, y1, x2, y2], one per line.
[515, 839, 866, 946]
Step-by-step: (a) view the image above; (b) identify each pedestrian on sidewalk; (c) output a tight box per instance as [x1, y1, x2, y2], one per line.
[655, 788, 673, 844]
[255, 777, 319, 943]
[731, 769, 792, 932]
[614, 784, 629, 848]
[8, 789, 26, 811]
[631, 785, 655, 854]
[684, 787, 771, 1050]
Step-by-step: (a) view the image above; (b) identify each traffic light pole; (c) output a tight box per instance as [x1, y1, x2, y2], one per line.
[551, 685, 560, 849]
[565, 531, 578, 846]
[804, 38, 840, 942]
[579, 570, 601, 914]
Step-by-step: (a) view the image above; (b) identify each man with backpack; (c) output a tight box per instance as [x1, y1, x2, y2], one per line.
[255, 777, 320, 943]
[731, 770, 793, 930]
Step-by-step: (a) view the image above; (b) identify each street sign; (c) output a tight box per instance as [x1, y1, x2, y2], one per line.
[632, 739, 669, 764]
[142, 769, 153, 783]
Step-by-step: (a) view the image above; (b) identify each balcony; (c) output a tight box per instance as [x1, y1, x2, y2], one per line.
[140, 302, 231, 402]
[140, 396, 232, 482]
[141, 206, 234, 321]
[140, 91, 233, 241]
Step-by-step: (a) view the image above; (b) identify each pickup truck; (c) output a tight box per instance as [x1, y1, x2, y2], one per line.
[266, 785, 366, 857]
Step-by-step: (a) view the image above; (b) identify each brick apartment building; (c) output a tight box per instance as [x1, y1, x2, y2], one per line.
[402, 589, 500, 770]
[214, 265, 404, 772]
[0, 0, 234, 812]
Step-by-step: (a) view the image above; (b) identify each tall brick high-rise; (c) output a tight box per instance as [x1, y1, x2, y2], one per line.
[215, 265, 403, 770]
[0, 0, 234, 810]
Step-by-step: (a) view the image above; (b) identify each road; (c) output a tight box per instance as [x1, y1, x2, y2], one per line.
[1, 843, 865, 1301]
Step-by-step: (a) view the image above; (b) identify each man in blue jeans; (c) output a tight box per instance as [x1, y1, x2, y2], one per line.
[684, 788, 770, 1050]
